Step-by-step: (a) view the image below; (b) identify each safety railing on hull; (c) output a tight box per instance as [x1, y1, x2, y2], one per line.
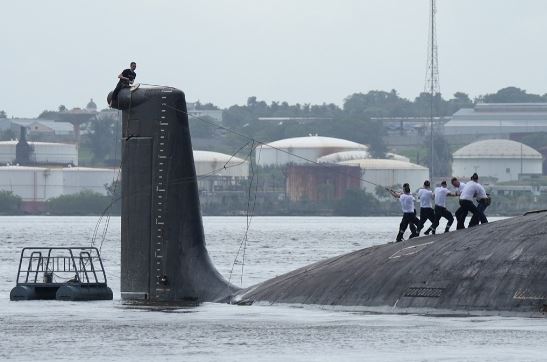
[15, 247, 108, 285]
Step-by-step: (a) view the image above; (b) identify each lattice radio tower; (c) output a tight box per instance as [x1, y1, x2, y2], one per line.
[424, 0, 440, 179]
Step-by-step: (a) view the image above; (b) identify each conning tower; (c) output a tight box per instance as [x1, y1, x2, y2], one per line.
[109, 86, 237, 303]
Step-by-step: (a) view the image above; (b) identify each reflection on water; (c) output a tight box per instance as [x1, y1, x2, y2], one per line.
[1, 216, 546, 361]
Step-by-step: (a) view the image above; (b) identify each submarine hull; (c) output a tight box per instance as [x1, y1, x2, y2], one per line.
[233, 212, 547, 316]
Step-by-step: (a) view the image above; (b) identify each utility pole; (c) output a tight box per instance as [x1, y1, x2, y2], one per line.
[424, 0, 440, 181]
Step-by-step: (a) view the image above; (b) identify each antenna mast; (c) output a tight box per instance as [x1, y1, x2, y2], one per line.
[425, 0, 440, 180]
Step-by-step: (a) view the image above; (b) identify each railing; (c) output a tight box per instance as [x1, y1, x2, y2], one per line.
[15, 247, 108, 285]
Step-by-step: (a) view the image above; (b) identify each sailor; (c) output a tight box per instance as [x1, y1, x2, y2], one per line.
[417, 180, 436, 235]
[389, 183, 422, 242]
[455, 173, 487, 229]
[430, 180, 456, 233]
[451, 177, 466, 227]
[468, 174, 490, 227]
[110, 61, 137, 107]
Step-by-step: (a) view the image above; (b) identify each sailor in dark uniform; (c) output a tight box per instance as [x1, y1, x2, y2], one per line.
[110, 62, 137, 107]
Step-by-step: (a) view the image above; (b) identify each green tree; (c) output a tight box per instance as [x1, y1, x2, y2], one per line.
[47, 190, 114, 215]
[480, 86, 543, 103]
[189, 115, 215, 138]
[424, 133, 452, 177]
[86, 118, 119, 164]
[0, 191, 22, 214]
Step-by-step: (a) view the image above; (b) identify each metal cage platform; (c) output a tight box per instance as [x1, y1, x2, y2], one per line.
[10, 247, 113, 301]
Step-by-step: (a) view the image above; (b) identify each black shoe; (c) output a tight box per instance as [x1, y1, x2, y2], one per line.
[395, 238, 404, 243]
[409, 232, 419, 239]
[424, 228, 431, 235]
[444, 228, 450, 233]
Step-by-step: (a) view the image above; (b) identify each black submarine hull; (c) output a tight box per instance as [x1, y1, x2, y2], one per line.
[112, 85, 546, 316]
[233, 212, 547, 315]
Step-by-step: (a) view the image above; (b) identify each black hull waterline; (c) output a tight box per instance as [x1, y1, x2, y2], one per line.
[112, 86, 547, 316]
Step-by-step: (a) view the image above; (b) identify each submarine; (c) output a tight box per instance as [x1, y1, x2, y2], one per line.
[110, 85, 547, 316]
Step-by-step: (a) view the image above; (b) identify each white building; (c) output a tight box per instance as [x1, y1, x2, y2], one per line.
[0, 166, 118, 202]
[452, 139, 543, 182]
[256, 136, 368, 167]
[338, 159, 429, 194]
[0, 141, 78, 166]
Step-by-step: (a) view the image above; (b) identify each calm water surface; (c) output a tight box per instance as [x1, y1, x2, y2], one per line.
[1, 216, 546, 361]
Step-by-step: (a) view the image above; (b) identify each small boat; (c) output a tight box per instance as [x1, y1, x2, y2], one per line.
[10, 247, 113, 301]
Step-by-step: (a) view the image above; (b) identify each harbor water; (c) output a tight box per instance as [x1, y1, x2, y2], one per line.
[1, 216, 547, 361]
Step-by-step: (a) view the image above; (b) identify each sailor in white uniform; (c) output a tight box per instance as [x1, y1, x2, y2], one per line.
[417, 180, 436, 235]
[468, 174, 489, 227]
[389, 183, 421, 242]
[431, 180, 456, 233]
[455, 173, 487, 229]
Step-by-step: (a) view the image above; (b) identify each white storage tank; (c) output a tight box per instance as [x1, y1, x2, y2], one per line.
[0, 141, 78, 166]
[0, 166, 64, 201]
[452, 139, 543, 182]
[61, 167, 119, 195]
[317, 150, 410, 164]
[256, 136, 368, 166]
[338, 159, 429, 195]
[193, 150, 249, 178]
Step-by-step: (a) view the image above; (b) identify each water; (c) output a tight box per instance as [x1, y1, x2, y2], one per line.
[1, 216, 547, 361]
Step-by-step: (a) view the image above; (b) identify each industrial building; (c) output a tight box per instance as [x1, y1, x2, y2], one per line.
[256, 136, 368, 166]
[452, 139, 543, 182]
[193, 150, 249, 192]
[0, 140, 78, 166]
[338, 159, 429, 195]
[444, 103, 547, 140]
[285, 164, 361, 202]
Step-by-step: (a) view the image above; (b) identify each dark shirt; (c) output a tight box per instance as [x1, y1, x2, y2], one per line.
[118, 68, 136, 86]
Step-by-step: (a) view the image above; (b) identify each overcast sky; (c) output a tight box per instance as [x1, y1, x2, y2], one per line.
[2, 0, 546, 117]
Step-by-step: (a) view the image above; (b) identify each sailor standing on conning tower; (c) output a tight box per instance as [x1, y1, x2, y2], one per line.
[109, 61, 137, 107]
[417, 180, 436, 235]
[389, 183, 421, 242]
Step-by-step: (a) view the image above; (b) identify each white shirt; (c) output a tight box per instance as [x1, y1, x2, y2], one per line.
[460, 181, 481, 201]
[455, 181, 466, 194]
[476, 183, 487, 200]
[417, 188, 433, 209]
[399, 193, 415, 213]
[434, 186, 451, 207]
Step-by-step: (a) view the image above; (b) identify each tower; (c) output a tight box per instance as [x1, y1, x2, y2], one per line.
[424, 0, 440, 179]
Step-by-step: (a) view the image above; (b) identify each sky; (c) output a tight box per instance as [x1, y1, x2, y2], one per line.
[2, 0, 547, 117]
